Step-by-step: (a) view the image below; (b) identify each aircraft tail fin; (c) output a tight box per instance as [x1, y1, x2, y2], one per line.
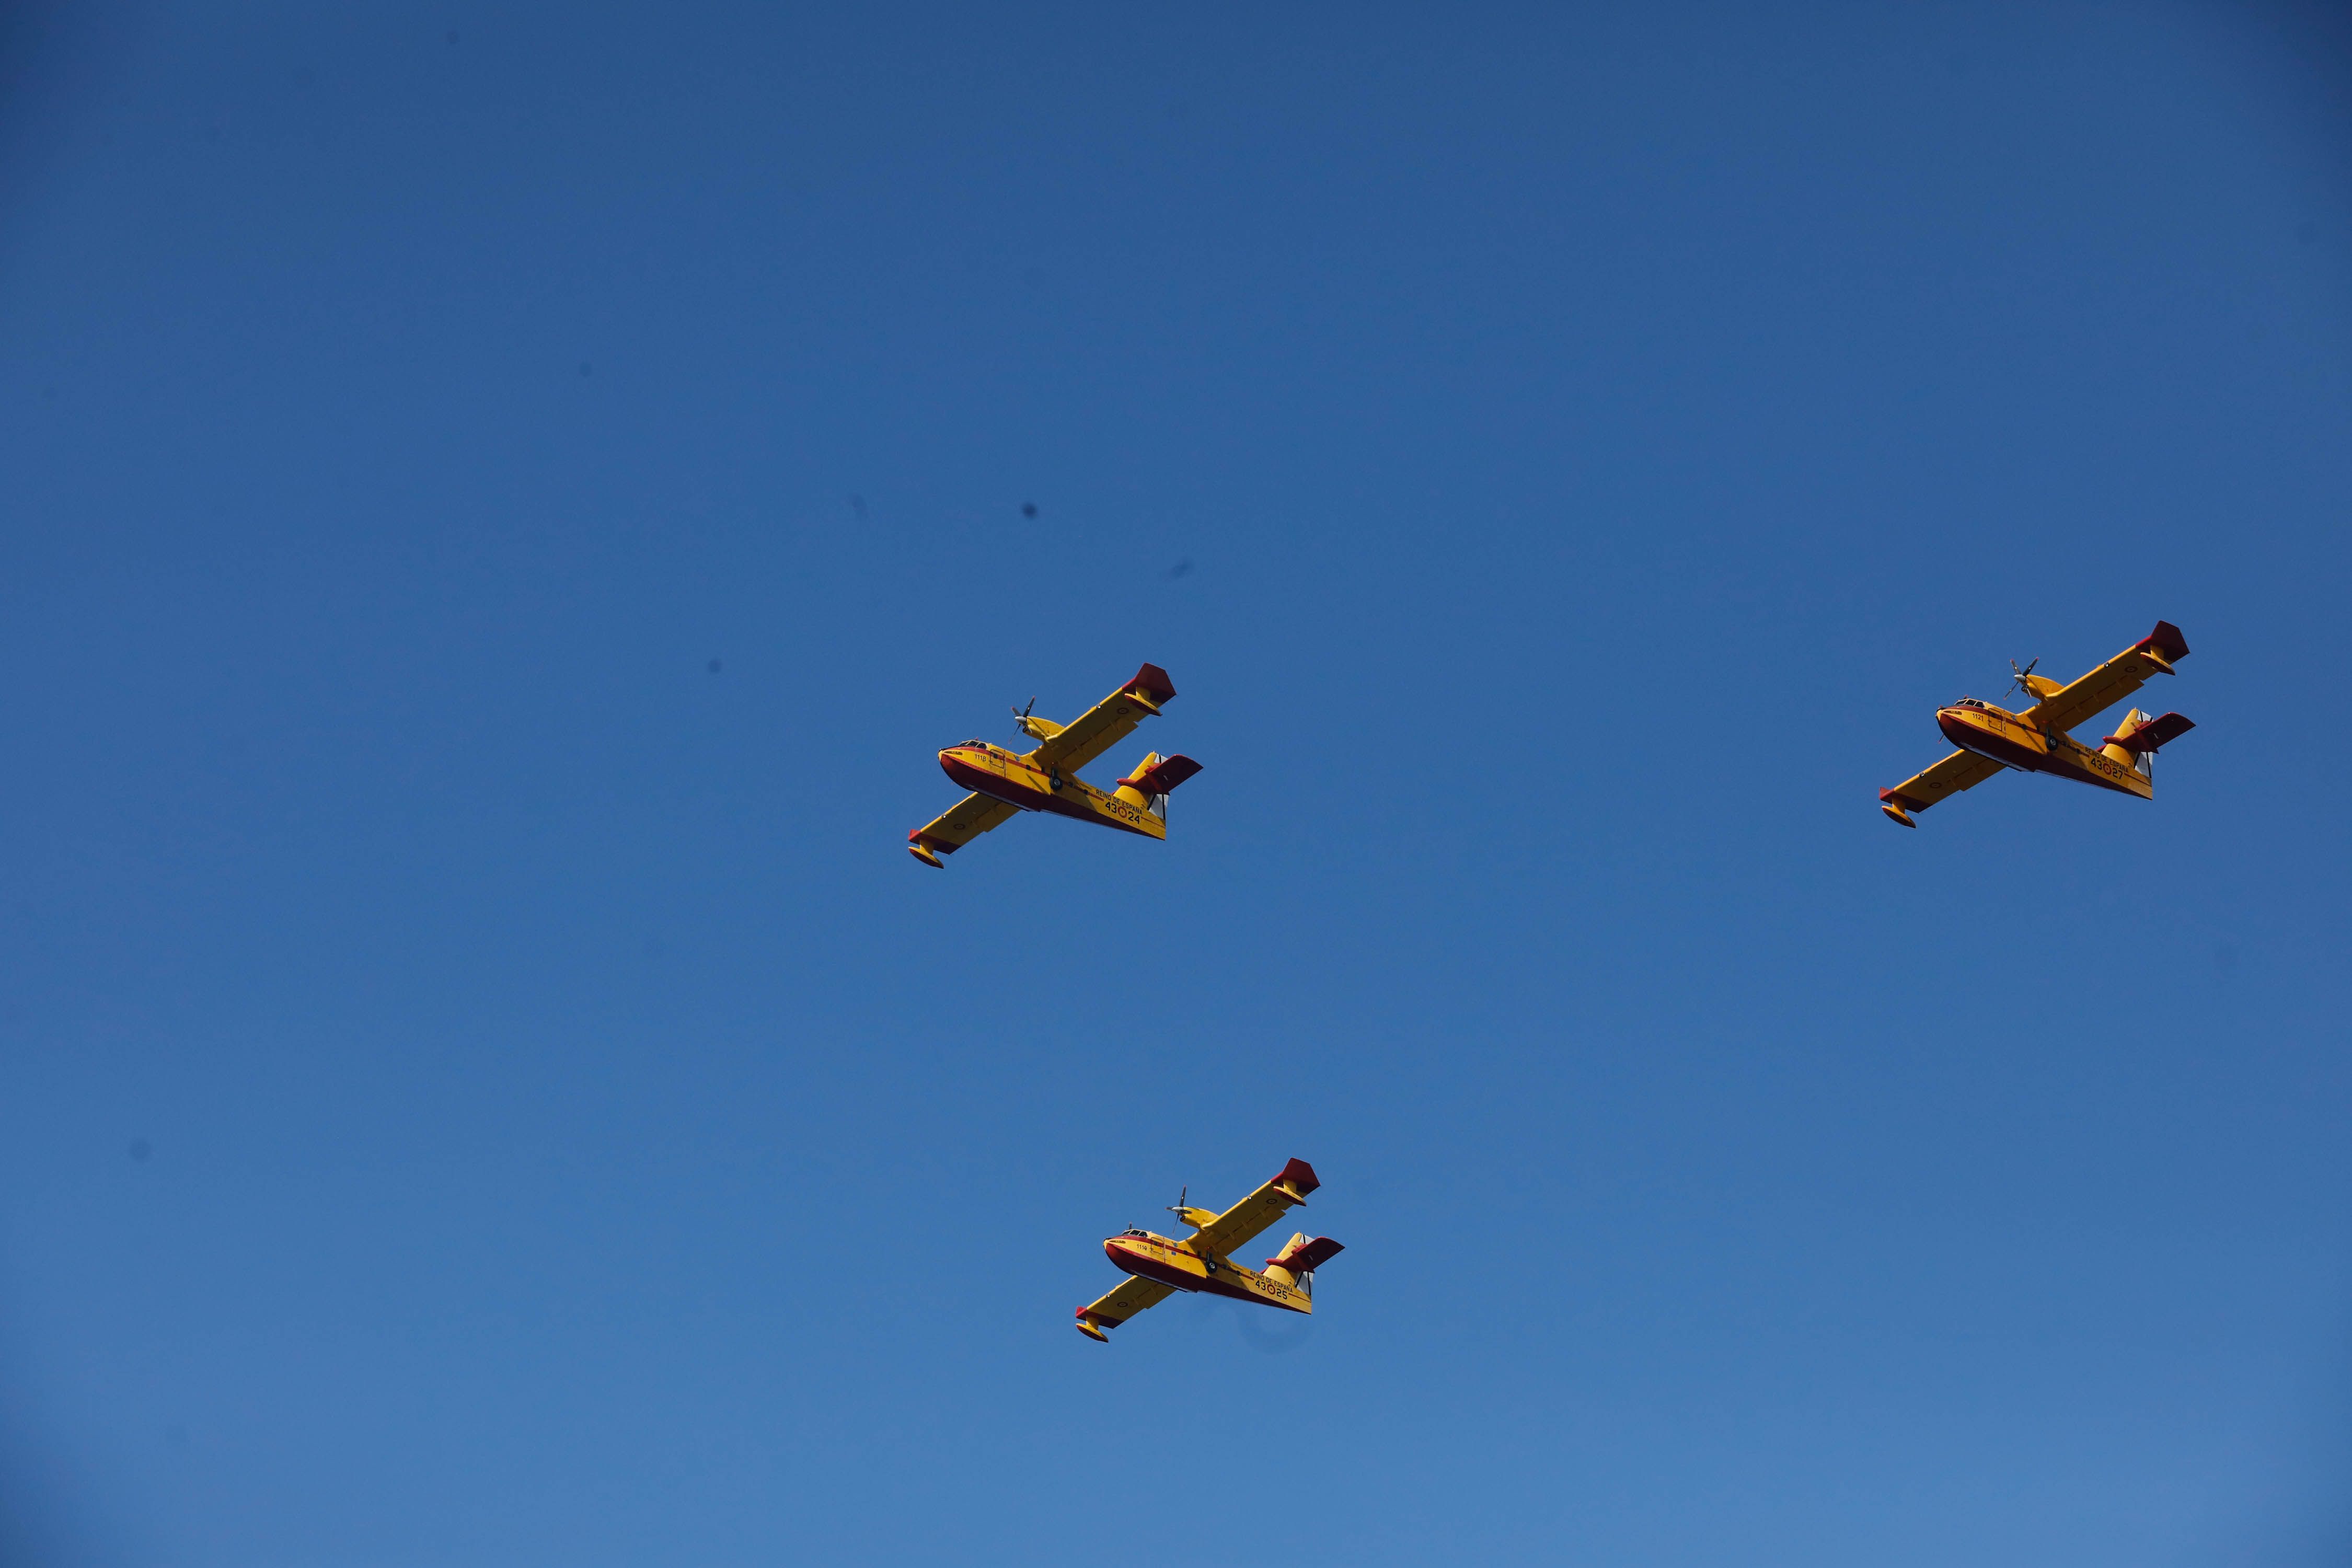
[1112, 752, 1204, 821]
[1260, 1232, 1344, 1295]
[2098, 709, 2146, 770]
[2099, 709, 2195, 778]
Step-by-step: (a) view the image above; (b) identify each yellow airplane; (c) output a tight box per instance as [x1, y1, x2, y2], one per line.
[1076, 1158, 1343, 1343]
[1881, 620, 2195, 827]
[908, 662, 1203, 867]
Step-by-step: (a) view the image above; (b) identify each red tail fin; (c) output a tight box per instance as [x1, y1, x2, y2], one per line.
[2101, 711, 2195, 752]
[1264, 1234, 1344, 1274]
[1117, 754, 1203, 795]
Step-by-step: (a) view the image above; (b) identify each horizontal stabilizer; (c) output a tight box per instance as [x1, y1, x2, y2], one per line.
[1264, 1233, 1345, 1274]
[2102, 710, 2195, 752]
[1118, 753, 1204, 795]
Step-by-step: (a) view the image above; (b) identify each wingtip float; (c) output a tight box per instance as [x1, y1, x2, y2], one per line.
[1880, 621, 2195, 828]
[908, 662, 1203, 867]
[1074, 1158, 1344, 1344]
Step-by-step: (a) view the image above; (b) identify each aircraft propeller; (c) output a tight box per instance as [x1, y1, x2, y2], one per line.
[2006, 657, 2040, 702]
[1163, 1184, 1223, 1239]
[1011, 696, 1037, 735]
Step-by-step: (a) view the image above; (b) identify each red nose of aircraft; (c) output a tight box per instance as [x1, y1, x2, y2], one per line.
[938, 746, 984, 790]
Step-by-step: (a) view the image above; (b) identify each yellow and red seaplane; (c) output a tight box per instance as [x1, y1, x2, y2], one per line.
[908, 663, 1202, 867]
[1076, 1158, 1344, 1343]
[1881, 621, 2195, 827]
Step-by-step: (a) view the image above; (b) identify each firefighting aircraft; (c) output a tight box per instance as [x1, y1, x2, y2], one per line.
[907, 662, 1203, 867]
[1880, 620, 2195, 827]
[1076, 1158, 1344, 1343]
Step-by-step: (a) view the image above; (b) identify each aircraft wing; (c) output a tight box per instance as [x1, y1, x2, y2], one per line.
[1078, 1274, 1174, 1329]
[1881, 748, 2004, 820]
[2027, 620, 2190, 737]
[1186, 1158, 1320, 1261]
[1024, 663, 1177, 777]
[909, 791, 1018, 860]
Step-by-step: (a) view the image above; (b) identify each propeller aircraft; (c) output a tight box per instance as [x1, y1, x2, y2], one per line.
[908, 662, 1202, 867]
[1880, 620, 2196, 827]
[1076, 1158, 1344, 1343]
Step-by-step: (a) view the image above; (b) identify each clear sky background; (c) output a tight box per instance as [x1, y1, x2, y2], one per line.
[4, 4, 2350, 1564]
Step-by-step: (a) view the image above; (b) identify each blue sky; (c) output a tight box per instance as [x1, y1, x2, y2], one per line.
[4, 3, 2350, 1563]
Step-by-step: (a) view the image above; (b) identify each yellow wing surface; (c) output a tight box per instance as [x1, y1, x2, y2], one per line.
[1881, 748, 2005, 822]
[1184, 1158, 1320, 1261]
[1078, 1275, 1173, 1329]
[1024, 663, 1178, 776]
[2027, 620, 2190, 737]
[909, 792, 1018, 860]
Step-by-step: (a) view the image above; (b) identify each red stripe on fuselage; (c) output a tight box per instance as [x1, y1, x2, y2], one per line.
[938, 750, 1163, 838]
[939, 753, 1052, 810]
[1102, 1238, 1309, 1313]
[1103, 1238, 1197, 1290]
[1935, 711, 2146, 797]
[1938, 710, 2045, 773]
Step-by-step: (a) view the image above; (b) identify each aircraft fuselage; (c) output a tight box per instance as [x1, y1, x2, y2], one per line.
[1102, 1230, 1313, 1315]
[1937, 701, 2150, 799]
[937, 743, 1165, 838]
